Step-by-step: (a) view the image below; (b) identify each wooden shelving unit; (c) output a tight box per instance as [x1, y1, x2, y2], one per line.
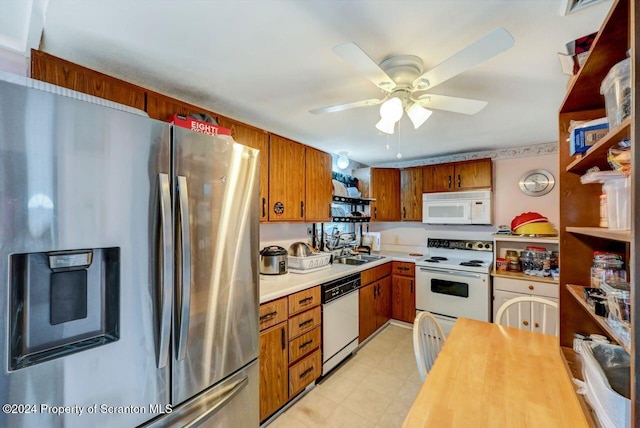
[559, 347, 600, 427]
[558, 0, 637, 425]
[491, 269, 558, 284]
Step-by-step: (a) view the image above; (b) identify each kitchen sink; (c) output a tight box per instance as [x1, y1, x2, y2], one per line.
[334, 254, 385, 265]
[334, 257, 368, 265]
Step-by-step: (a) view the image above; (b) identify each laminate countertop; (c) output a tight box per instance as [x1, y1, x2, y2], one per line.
[259, 251, 425, 303]
[402, 318, 590, 428]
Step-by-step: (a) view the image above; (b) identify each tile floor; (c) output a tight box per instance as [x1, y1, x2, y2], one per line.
[267, 323, 423, 428]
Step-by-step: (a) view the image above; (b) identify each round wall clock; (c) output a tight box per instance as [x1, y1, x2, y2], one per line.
[519, 169, 555, 196]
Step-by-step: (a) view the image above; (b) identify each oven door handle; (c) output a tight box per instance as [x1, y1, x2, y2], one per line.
[419, 267, 482, 279]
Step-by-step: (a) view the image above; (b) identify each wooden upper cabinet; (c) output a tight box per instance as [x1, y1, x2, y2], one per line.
[30, 50, 145, 110]
[354, 167, 401, 222]
[400, 167, 423, 221]
[269, 135, 306, 221]
[146, 91, 217, 122]
[217, 117, 269, 222]
[454, 159, 492, 190]
[422, 159, 492, 192]
[304, 147, 332, 222]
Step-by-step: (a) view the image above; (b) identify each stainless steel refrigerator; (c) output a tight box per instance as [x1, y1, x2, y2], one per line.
[0, 77, 260, 427]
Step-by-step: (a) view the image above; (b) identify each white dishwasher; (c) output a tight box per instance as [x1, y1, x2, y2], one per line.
[321, 272, 360, 376]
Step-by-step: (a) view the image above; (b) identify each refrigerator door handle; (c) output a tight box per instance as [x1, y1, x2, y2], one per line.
[182, 376, 249, 428]
[177, 175, 192, 361]
[158, 173, 173, 369]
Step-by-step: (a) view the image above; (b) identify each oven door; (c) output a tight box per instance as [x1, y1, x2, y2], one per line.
[415, 266, 490, 321]
[422, 200, 471, 224]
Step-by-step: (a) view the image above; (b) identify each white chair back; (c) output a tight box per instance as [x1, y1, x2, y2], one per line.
[413, 311, 446, 382]
[495, 296, 558, 336]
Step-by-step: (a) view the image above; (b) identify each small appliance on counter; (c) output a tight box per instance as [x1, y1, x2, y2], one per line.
[259, 246, 288, 275]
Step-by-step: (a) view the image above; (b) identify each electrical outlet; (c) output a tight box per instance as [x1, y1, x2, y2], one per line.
[307, 227, 312, 235]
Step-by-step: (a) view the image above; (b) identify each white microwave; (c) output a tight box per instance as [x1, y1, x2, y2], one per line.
[422, 190, 492, 225]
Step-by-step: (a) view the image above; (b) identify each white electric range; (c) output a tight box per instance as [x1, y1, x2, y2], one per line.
[415, 238, 493, 335]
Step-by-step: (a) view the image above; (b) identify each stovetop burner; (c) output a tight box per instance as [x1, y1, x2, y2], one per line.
[460, 261, 483, 267]
[431, 256, 448, 261]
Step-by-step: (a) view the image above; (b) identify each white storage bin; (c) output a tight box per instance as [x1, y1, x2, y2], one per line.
[581, 342, 630, 428]
[603, 176, 631, 230]
[600, 57, 631, 129]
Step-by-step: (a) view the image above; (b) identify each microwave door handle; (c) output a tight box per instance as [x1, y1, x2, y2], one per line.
[158, 173, 173, 369]
[177, 176, 192, 361]
[419, 267, 482, 279]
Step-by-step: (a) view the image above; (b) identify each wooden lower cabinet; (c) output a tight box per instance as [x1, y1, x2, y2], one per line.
[289, 349, 321, 397]
[391, 262, 416, 323]
[359, 264, 392, 342]
[259, 286, 322, 422]
[259, 322, 288, 421]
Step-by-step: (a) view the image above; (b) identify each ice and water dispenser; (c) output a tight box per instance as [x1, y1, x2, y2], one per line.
[9, 248, 120, 370]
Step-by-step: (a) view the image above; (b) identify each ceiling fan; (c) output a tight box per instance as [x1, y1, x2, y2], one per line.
[310, 28, 514, 134]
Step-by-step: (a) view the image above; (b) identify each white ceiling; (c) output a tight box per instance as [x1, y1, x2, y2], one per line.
[11, 0, 614, 165]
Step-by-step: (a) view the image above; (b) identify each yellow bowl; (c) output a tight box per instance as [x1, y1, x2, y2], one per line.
[514, 222, 558, 236]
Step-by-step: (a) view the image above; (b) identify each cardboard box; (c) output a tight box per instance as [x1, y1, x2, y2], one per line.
[570, 118, 609, 156]
[169, 114, 231, 137]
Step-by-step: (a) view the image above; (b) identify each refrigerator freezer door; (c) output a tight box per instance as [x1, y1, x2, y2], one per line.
[142, 360, 259, 428]
[172, 127, 260, 405]
[0, 80, 171, 427]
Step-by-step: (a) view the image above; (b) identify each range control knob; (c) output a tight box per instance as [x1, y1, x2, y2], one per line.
[467, 243, 473, 249]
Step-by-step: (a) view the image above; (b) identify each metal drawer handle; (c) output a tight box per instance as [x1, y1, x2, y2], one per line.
[398, 267, 410, 271]
[299, 340, 314, 349]
[299, 297, 313, 305]
[299, 367, 314, 379]
[260, 311, 278, 322]
[299, 319, 314, 329]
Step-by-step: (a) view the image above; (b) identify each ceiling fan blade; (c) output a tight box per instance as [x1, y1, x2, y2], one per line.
[414, 93, 488, 115]
[332, 42, 397, 92]
[412, 28, 514, 91]
[309, 98, 385, 114]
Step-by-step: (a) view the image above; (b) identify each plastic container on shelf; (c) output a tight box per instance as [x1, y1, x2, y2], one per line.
[590, 256, 626, 288]
[602, 279, 631, 326]
[602, 176, 631, 230]
[520, 248, 551, 274]
[600, 57, 631, 129]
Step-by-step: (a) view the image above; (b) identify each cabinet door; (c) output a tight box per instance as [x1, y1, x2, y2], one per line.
[493, 290, 530, 329]
[401, 167, 423, 221]
[370, 168, 401, 221]
[31, 50, 145, 110]
[423, 164, 455, 192]
[359, 282, 377, 342]
[392, 275, 415, 323]
[217, 117, 269, 222]
[268, 135, 306, 221]
[376, 276, 392, 328]
[304, 147, 332, 222]
[259, 323, 288, 421]
[454, 159, 492, 190]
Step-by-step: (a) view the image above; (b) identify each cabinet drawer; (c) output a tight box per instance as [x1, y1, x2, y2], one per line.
[493, 277, 558, 299]
[288, 286, 320, 316]
[288, 326, 320, 363]
[289, 349, 321, 397]
[392, 261, 415, 277]
[259, 297, 288, 331]
[288, 306, 321, 339]
[361, 262, 392, 285]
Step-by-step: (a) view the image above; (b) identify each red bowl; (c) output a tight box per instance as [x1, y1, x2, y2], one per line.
[510, 212, 548, 231]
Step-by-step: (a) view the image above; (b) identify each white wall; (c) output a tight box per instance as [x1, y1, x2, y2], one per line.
[0, 47, 28, 75]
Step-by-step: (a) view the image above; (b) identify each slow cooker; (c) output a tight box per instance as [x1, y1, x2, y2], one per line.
[259, 246, 288, 275]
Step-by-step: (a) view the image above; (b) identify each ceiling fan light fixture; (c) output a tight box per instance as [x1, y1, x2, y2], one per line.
[379, 97, 403, 123]
[406, 103, 432, 129]
[375, 118, 396, 134]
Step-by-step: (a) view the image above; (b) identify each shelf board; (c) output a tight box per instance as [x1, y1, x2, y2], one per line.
[565, 284, 630, 354]
[560, 0, 629, 113]
[559, 347, 599, 427]
[491, 270, 559, 284]
[565, 118, 631, 174]
[566, 226, 631, 242]
[492, 234, 559, 244]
